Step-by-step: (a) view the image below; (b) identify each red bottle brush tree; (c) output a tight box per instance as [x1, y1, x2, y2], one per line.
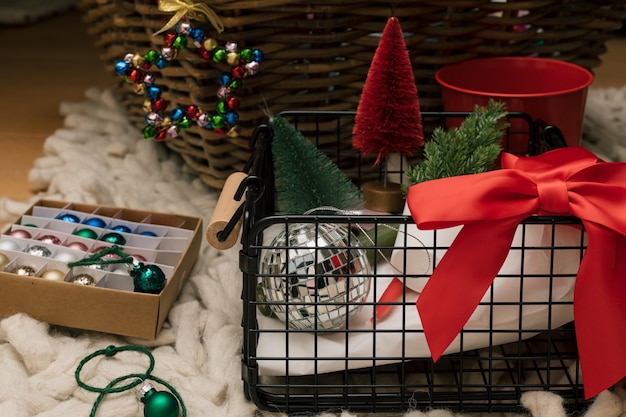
[352, 16, 424, 165]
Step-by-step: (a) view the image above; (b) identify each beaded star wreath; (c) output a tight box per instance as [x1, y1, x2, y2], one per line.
[114, 20, 263, 141]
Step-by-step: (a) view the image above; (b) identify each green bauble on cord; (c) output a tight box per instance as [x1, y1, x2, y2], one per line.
[75, 345, 186, 417]
[140, 383, 180, 417]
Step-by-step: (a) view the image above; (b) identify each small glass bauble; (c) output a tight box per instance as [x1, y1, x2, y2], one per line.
[111, 224, 132, 234]
[66, 241, 89, 252]
[0, 239, 20, 251]
[24, 245, 52, 258]
[10, 265, 37, 276]
[71, 273, 96, 286]
[9, 229, 32, 239]
[37, 234, 62, 245]
[56, 213, 81, 223]
[41, 269, 66, 282]
[99, 232, 126, 246]
[83, 217, 107, 228]
[73, 228, 98, 240]
[259, 222, 371, 331]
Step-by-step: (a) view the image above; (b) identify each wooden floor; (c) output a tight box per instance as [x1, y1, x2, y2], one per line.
[1, 9, 625, 202]
[0, 9, 114, 202]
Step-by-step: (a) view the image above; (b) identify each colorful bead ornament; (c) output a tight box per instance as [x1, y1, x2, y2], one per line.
[114, 20, 263, 141]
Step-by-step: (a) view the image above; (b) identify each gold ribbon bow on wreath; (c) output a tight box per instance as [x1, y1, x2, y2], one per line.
[154, 0, 225, 35]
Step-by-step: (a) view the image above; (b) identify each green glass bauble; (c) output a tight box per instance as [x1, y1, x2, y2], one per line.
[73, 228, 98, 239]
[141, 385, 179, 417]
[131, 263, 166, 294]
[99, 232, 127, 246]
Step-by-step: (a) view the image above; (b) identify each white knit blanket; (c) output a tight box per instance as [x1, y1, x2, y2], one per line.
[0, 87, 625, 417]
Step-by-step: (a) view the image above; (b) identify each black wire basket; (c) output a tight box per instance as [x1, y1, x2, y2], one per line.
[237, 111, 587, 415]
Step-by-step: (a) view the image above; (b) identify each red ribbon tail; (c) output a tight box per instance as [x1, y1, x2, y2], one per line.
[417, 218, 522, 361]
[575, 223, 626, 399]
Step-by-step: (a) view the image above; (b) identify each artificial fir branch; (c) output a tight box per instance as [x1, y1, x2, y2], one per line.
[406, 100, 509, 185]
[271, 115, 362, 214]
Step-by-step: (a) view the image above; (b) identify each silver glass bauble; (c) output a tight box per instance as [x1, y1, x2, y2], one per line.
[259, 222, 371, 331]
[24, 245, 52, 258]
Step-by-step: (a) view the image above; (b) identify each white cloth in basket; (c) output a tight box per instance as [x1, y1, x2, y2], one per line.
[255, 207, 585, 376]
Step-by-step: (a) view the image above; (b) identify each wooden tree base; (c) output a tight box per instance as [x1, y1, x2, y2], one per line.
[362, 181, 405, 214]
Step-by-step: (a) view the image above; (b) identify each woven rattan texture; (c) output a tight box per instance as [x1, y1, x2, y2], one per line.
[81, 0, 626, 189]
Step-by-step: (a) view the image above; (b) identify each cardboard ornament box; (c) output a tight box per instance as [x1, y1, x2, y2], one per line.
[0, 199, 202, 339]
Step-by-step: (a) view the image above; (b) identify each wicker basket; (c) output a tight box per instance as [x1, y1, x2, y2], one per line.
[80, 0, 626, 189]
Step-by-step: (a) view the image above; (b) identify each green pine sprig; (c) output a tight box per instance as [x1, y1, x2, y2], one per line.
[406, 100, 509, 185]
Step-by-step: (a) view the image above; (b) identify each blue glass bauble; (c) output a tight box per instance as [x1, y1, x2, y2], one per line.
[111, 225, 132, 234]
[83, 217, 107, 228]
[56, 213, 81, 223]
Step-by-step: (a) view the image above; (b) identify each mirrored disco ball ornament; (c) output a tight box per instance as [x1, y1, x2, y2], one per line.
[259, 223, 372, 331]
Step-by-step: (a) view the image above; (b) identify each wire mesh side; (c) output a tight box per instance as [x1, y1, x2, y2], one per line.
[242, 215, 586, 414]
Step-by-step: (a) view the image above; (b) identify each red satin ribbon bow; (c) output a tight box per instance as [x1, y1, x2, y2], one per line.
[406, 146, 626, 400]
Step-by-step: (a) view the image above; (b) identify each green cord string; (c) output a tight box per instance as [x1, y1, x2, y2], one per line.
[68, 245, 135, 269]
[75, 345, 187, 417]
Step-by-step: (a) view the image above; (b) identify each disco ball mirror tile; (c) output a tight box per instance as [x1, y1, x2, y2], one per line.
[259, 222, 371, 330]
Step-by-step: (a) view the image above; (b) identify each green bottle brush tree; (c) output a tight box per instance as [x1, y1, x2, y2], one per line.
[271, 114, 362, 215]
